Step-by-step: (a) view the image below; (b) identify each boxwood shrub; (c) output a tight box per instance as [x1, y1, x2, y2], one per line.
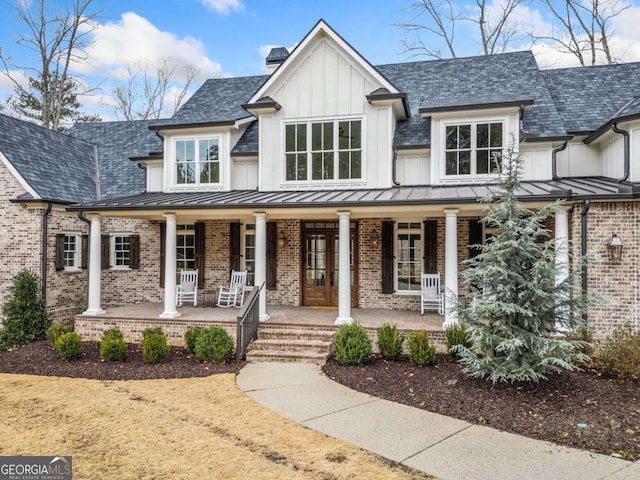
[54, 332, 82, 361]
[194, 327, 234, 363]
[334, 323, 372, 366]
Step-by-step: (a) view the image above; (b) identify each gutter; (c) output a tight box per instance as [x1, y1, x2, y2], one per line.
[551, 141, 568, 181]
[611, 123, 630, 182]
[581, 200, 590, 323]
[41, 202, 53, 302]
[392, 148, 400, 186]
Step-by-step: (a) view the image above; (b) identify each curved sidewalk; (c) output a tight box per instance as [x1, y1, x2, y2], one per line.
[237, 363, 640, 480]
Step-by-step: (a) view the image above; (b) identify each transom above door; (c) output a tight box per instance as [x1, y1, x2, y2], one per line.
[302, 221, 358, 308]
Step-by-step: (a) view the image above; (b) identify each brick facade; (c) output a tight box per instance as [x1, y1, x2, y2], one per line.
[570, 201, 640, 338]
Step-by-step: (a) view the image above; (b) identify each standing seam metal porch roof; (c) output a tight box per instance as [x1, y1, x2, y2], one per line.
[68, 177, 639, 212]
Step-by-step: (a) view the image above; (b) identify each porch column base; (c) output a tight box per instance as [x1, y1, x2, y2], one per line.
[259, 314, 270, 322]
[82, 308, 106, 316]
[334, 316, 353, 325]
[159, 311, 181, 319]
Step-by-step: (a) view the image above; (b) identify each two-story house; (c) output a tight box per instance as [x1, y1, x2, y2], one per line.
[2, 20, 639, 340]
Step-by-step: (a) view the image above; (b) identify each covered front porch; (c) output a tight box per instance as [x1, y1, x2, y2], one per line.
[74, 303, 445, 348]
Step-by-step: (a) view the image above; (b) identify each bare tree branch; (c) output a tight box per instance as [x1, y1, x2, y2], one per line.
[112, 57, 199, 121]
[538, 0, 631, 66]
[1, 0, 102, 130]
[397, 0, 460, 59]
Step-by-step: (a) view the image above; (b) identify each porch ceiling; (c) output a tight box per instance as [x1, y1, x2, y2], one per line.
[67, 177, 639, 219]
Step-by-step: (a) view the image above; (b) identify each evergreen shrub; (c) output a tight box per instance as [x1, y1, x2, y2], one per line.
[142, 329, 170, 364]
[54, 332, 82, 361]
[334, 323, 372, 366]
[0, 270, 50, 350]
[100, 334, 127, 362]
[407, 331, 436, 366]
[376, 323, 404, 361]
[102, 328, 124, 341]
[446, 323, 472, 359]
[185, 326, 205, 354]
[194, 327, 234, 363]
[46, 324, 73, 346]
[596, 325, 640, 380]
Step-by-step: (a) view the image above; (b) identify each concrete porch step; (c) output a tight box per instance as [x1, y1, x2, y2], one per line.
[249, 338, 332, 353]
[258, 327, 336, 341]
[245, 324, 336, 365]
[245, 349, 331, 364]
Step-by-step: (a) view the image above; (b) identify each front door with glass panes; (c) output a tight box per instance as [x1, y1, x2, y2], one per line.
[302, 222, 358, 307]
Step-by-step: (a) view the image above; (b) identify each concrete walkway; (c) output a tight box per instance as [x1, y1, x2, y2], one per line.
[236, 363, 640, 480]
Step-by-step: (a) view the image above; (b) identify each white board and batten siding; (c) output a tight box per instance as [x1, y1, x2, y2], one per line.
[257, 37, 395, 191]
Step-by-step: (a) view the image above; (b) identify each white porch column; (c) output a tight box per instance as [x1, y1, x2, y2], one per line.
[254, 212, 269, 321]
[83, 214, 105, 315]
[160, 213, 180, 319]
[555, 207, 570, 331]
[335, 211, 353, 325]
[443, 208, 459, 328]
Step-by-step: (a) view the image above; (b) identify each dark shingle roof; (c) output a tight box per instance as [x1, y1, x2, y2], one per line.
[67, 120, 164, 199]
[156, 75, 268, 128]
[68, 176, 640, 212]
[613, 95, 640, 119]
[377, 51, 567, 147]
[231, 121, 258, 156]
[542, 62, 640, 134]
[0, 113, 97, 203]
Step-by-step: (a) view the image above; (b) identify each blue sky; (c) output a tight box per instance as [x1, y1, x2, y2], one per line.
[1, 0, 639, 120]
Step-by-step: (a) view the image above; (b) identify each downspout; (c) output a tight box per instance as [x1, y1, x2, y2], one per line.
[580, 200, 590, 323]
[392, 148, 400, 186]
[551, 141, 568, 181]
[611, 123, 630, 182]
[41, 202, 53, 302]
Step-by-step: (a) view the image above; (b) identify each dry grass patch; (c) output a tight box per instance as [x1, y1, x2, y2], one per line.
[0, 374, 435, 480]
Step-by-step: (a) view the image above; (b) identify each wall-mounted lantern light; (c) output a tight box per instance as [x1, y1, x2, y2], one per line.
[370, 230, 380, 248]
[277, 236, 287, 248]
[607, 233, 623, 263]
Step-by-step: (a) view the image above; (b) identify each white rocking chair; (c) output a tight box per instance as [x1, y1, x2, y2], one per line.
[421, 273, 444, 315]
[217, 270, 247, 308]
[176, 269, 198, 307]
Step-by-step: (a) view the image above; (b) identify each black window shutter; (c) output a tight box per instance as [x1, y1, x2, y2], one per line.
[129, 234, 140, 270]
[55, 234, 65, 271]
[159, 223, 166, 287]
[101, 235, 110, 269]
[266, 221, 277, 290]
[194, 222, 205, 288]
[468, 219, 483, 258]
[423, 220, 438, 274]
[229, 222, 241, 273]
[381, 220, 395, 294]
[81, 235, 88, 269]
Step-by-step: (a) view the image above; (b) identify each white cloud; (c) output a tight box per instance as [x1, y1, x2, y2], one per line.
[200, 0, 244, 15]
[73, 12, 222, 81]
[0, 70, 29, 96]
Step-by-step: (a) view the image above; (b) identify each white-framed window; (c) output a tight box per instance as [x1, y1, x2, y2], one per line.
[444, 121, 503, 177]
[177, 224, 195, 273]
[175, 137, 220, 185]
[284, 118, 363, 182]
[242, 223, 256, 287]
[110, 233, 131, 269]
[395, 222, 422, 293]
[63, 233, 81, 271]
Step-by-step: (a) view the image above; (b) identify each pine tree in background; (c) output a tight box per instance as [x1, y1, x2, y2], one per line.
[0, 270, 50, 350]
[453, 149, 590, 383]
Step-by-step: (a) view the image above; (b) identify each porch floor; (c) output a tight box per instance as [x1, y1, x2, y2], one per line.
[89, 303, 444, 331]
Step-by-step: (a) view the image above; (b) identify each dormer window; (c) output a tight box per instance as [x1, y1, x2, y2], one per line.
[444, 121, 503, 176]
[285, 118, 363, 183]
[176, 137, 220, 185]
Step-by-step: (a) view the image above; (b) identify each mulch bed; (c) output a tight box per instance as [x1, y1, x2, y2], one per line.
[0, 341, 244, 380]
[323, 354, 640, 460]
